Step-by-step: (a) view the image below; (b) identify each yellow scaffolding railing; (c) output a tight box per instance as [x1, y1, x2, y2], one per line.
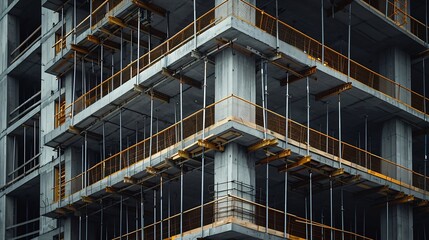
[361, 0, 428, 41]
[55, 0, 429, 128]
[52, 95, 429, 203]
[113, 195, 373, 240]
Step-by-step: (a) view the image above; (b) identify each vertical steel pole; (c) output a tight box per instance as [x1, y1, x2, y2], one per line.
[23, 126, 26, 167]
[160, 176, 163, 240]
[120, 196, 123, 239]
[180, 82, 184, 147]
[321, 0, 325, 63]
[149, 95, 154, 166]
[338, 94, 342, 169]
[275, 0, 279, 50]
[261, 61, 267, 139]
[330, 178, 333, 240]
[84, 133, 87, 193]
[79, 215, 82, 240]
[141, 186, 144, 240]
[341, 188, 344, 240]
[306, 76, 310, 156]
[137, 9, 141, 84]
[305, 197, 308, 240]
[201, 58, 208, 237]
[180, 167, 184, 239]
[100, 200, 103, 240]
[309, 171, 313, 240]
[365, 115, 368, 168]
[120, 29, 123, 84]
[326, 102, 329, 153]
[284, 72, 289, 238]
[193, 0, 197, 49]
[119, 109, 122, 168]
[347, 4, 351, 82]
[153, 189, 157, 240]
[101, 45, 104, 97]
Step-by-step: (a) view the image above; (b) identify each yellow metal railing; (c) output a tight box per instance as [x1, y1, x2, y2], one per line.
[55, 0, 429, 128]
[361, 0, 428, 42]
[113, 195, 372, 240]
[237, 0, 429, 117]
[54, 0, 228, 126]
[53, 95, 429, 203]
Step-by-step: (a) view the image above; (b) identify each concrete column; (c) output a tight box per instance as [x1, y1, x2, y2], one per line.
[380, 118, 413, 240]
[215, 0, 255, 23]
[214, 48, 256, 122]
[381, 118, 412, 181]
[379, 48, 411, 104]
[214, 35, 256, 221]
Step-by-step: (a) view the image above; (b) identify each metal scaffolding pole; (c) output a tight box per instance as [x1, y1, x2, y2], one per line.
[153, 189, 157, 240]
[79, 215, 82, 240]
[338, 94, 342, 169]
[141, 186, 145, 240]
[321, 0, 325, 63]
[120, 196, 123, 239]
[363, 208, 366, 237]
[347, 4, 352, 82]
[160, 176, 163, 240]
[101, 44, 104, 96]
[386, 197, 389, 240]
[180, 166, 184, 239]
[326, 102, 329, 153]
[130, 29, 133, 78]
[305, 197, 308, 240]
[149, 95, 154, 166]
[180, 81, 184, 147]
[424, 59, 427, 191]
[120, 109, 123, 168]
[341, 187, 344, 240]
[85, 212, 88, 240]
[85, 132, 88, 194]
[120, 29, 123, 84]
[306, 76, 310, 156]
[168, 183, 171, 238]
[137, 9, 141, 84]
[275, 0, 279, 50]
[23, 126, 26, 167]
[423, 0, 429, 44]
[193, 0, 197, 49]
[261, 61, 268, 139]
[330, 178, 333, 240]
[201, 58, 208, 237]
[72, 50, 77, 123]
[284, 72, 289, 238]
[100, 200, 103, 240]
[364, 115, 368, 168]
[309, 171, 313, 240]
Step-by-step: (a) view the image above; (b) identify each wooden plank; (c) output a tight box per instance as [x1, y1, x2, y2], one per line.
[278, 155, 311, 172]
[258, 149, 291, 165]
[162, 67, 202, 89]
[315, 83, 352, 101]
[248, 139, 278, 152]
[280, 66, 317, 86]
[197, 139, 225, 152]
[132, 0, 167, 17]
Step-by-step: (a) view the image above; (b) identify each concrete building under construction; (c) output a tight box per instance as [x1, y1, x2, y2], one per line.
[1, 0, 429, 239]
